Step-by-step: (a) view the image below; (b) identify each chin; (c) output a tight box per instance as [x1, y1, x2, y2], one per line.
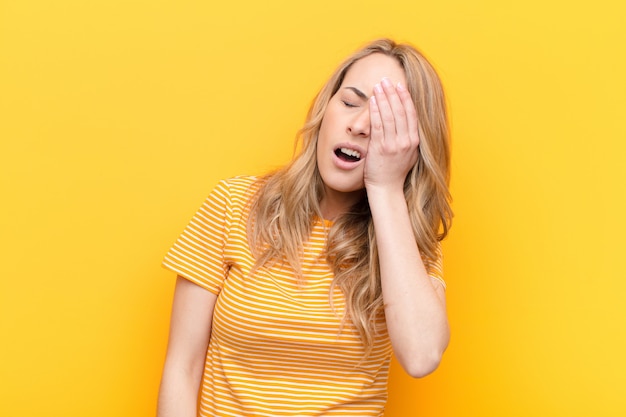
[318, 165, 366, 196]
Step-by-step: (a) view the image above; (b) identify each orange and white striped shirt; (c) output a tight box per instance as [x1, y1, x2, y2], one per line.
[163, 176, 444, 416]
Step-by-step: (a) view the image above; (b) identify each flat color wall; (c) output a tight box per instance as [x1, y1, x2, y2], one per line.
[1, 0, 625, 415]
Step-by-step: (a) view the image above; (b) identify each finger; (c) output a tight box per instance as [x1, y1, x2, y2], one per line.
[381, 77, 409, 141]
[396, 81, 420, 147]
[369, 95, 383, 145]
[373, 81, 396, 141]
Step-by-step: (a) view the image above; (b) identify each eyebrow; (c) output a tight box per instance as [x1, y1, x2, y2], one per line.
[343, 86, 368, 100]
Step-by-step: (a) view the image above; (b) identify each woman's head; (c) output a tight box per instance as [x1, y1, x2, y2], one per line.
[315, 53, 408, 209]
[297, 38, 452, 239]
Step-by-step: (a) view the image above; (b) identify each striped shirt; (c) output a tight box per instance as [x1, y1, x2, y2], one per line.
[163, 176, 444, 416]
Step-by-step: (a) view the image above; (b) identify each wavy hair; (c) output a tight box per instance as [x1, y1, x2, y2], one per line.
[248, 39, 452, 353]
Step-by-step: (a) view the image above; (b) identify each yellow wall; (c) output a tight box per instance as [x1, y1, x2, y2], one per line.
[1, 0, 625, 415]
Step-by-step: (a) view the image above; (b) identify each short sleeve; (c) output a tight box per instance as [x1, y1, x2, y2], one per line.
[422, 241, 446, 290]
[162, 180, 232, 295]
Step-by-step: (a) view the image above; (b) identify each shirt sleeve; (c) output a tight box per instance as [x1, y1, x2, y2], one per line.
[422, 241, 446, 290]
[162, 179, 232, 295]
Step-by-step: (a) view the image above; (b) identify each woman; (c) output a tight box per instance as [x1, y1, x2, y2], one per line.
[158, 38, 452, 417]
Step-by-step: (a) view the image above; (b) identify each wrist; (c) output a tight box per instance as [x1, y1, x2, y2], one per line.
[365, 184, 408, 214]
[365, 182, 405, 200]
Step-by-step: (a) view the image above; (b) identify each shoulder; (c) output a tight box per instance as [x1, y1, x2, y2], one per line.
[209, 176, 265, 215]
[214, 175, 262, 198]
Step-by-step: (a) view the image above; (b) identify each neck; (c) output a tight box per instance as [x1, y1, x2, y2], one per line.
[319, 187, 365, 220]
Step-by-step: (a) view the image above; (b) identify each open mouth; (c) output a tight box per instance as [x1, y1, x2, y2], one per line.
[334, 147, 362, 162]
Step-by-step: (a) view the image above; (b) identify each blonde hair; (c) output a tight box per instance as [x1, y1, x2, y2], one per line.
[248, 39, 452, 352]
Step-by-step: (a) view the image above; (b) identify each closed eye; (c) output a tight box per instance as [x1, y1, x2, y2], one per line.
[339, 86, 367, 108]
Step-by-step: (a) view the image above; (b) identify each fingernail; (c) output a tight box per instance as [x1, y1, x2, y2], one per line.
[397, 81, 406, 91]
[382, 77, 392, 88]
[374, 83, 383, 93]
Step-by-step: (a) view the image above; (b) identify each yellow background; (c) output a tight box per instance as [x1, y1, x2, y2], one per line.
[1, 0, 625, 415]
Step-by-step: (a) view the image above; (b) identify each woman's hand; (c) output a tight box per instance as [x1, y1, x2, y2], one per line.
[364, 77, 420, 192]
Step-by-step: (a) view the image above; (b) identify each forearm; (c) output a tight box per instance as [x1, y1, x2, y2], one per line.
[157, 359, 204, 417]
[367, 186, 449, 378]
[158, 277, 216, 416]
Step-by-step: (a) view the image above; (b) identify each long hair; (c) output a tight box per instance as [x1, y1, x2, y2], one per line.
[248, 39, 452, 352]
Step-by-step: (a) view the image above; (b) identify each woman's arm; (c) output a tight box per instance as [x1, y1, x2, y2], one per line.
[157, 276, 218, 417]
[367, 186, 449, 377]
[365, 78, 449, 378]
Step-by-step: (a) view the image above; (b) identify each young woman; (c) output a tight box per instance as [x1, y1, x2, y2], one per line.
[158, 38, 453, 417]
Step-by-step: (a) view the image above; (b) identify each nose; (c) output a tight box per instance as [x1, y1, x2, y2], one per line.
[347, 107, 370, 138]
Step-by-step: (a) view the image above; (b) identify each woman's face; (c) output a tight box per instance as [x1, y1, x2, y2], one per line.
[316, 53, 407, 211]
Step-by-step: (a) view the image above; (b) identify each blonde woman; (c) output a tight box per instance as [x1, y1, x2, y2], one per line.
[158, 38, 453, 417]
